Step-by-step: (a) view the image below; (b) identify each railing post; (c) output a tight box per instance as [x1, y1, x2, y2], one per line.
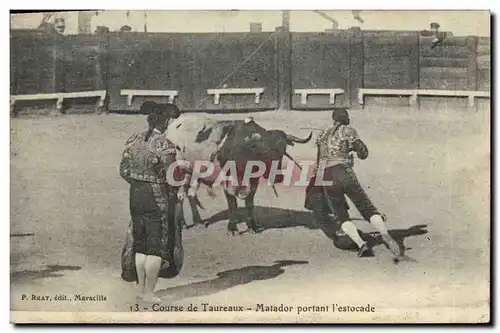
[276, 28, 292, 111]
[348, 27, 364, 109]
[52, 34, 65, 115]
[97, 32, 109, 114]
[467, 36, 478, 90]
[467, 36, 478, 110]
[411, 31, 420, 109]
[10, 35, 18, 117]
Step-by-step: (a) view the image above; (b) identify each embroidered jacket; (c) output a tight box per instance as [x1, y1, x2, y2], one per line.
[120, 129, 178, 184]
[316, 124, 363, 168]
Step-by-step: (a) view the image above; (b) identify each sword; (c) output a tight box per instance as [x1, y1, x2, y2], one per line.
[272, 184, 279, 198]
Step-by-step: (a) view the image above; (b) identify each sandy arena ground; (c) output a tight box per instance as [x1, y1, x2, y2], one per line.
[10, 106, 490, 323]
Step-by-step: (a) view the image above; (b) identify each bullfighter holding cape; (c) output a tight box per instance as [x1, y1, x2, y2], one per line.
[119, 101, 184, 302]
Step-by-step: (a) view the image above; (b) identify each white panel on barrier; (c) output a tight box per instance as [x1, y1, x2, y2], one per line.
[294, 88, 345, 105]
[357, 88, 490, 108]
[10, 90, 107, 112]
[357, 89, 416, 106]
[120, 89, 179, 106]
[206, 88, 265, 105]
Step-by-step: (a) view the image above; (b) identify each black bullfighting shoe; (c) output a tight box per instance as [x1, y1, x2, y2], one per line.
[357, 243, 370, 258]
[335, 229, 346, 237]
[381, 233, 402, 261]
[333, 233, 358, 251]
[227, 222, 239, 236]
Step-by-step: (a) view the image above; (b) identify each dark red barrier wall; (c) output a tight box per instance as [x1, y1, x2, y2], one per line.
[10, 30, 490, 112]
[10, 31, 60, 95]
[106, 32, 180, 111]
[290, 32, 350, 109]
[177, 32, 278, 111]
[419, 36, 469, 90]
[363, 31, 419, 89]
[106, 32, 277, 111]
[11, 31, 107, 98]
[477, 37, 490, 91]
[61, 35, 106, 93]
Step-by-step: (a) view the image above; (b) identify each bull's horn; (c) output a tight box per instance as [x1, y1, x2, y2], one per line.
[286, 132, 312, 144]
[284, 151, 303, 170]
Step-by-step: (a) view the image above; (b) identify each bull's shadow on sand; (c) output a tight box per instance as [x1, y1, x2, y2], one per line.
[155, 260, 308, 302]
[203, 206, 428, 252]
[203, 206, 318, 230]
[10, 265, 82, 283]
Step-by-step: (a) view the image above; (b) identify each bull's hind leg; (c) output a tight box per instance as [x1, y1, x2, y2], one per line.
[224, 190, 239, 236]
[245, 189, 264, 234]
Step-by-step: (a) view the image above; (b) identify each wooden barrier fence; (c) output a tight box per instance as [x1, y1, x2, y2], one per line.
[10, 28, 491, 115]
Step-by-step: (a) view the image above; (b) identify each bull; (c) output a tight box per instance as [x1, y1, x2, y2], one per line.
[165, 115, 312, 235]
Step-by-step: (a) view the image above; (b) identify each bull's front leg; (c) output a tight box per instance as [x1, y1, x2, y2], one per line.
[224, 189, 239, 236]
[178, 173, 204, 229]
[245, 187, 264, 234]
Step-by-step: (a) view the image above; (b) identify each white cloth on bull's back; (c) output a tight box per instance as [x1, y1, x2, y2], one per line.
[165, 114, 227, 173]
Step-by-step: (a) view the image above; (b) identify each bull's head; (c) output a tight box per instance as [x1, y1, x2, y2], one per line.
[217, 117, 312, 191]
[265, 129, 312, 169]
